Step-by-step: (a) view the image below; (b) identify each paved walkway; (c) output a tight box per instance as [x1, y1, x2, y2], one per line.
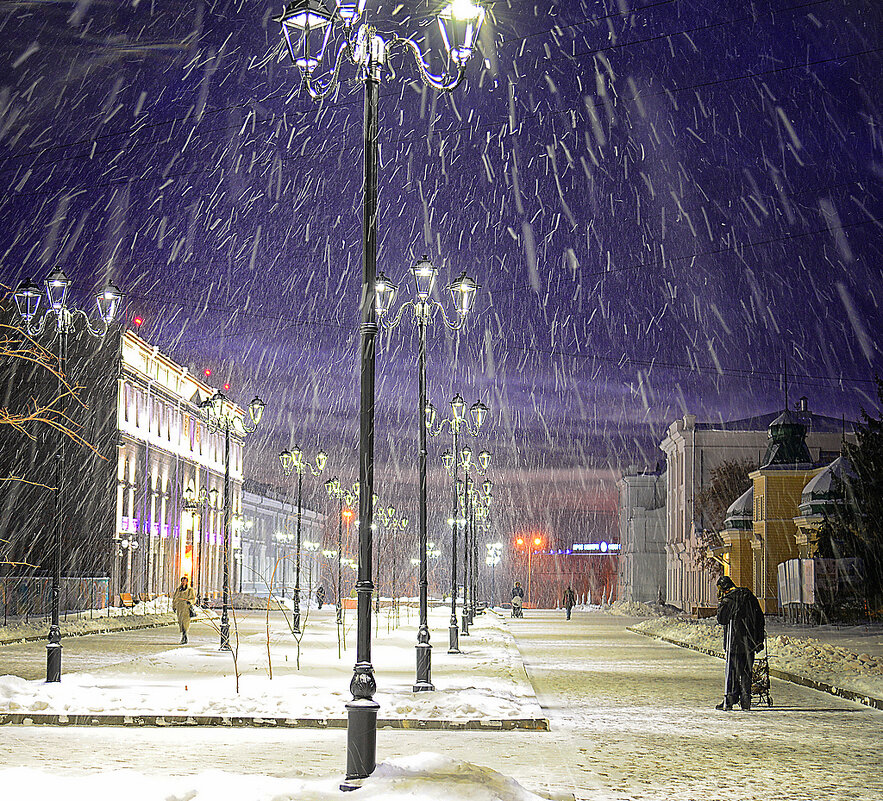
[1, 610, 880, 800]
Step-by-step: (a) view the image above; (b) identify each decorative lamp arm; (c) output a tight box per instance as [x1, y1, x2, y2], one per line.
[392, 36, 466, 92]
[378, 299, 413, 332]
[303, 40, 352, 100]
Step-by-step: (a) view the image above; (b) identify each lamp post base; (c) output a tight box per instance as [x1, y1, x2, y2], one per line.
[413, 642, 434, 692]
[46, 626, 62, 683]
[461, 612, 469, 635]
[342, 697, 380, 790]
[447, 623, 460, 654]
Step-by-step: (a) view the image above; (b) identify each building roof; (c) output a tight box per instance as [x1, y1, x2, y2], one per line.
[695, 409, 852, 434]
[798, 455, 854, 517]
[724, 486, 754, 530]
[761, 408, 814, 467]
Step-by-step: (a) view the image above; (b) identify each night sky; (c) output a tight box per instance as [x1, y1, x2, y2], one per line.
[1, 0, 880, 546]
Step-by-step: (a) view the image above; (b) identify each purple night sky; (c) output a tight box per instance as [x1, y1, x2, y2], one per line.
[1, 0, 880, 544]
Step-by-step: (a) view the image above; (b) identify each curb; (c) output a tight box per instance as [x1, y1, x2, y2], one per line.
[0, 712, 550, 731]
[0, 619, 177, 646]
[628, 627, 883, 712]
[0, 613, 216, 647]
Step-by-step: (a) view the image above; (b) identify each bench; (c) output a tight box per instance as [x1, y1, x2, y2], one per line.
[117, 593, 135, 609]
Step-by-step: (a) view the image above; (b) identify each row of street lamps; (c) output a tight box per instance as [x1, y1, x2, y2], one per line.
[9, 0, 488, 785]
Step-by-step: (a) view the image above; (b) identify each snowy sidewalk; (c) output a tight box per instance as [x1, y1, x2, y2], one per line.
[626, 611, 883, 709]
[0, 606, 548, 729]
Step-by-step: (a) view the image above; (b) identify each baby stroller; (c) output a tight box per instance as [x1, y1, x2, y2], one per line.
[751, 637, 773, 707]
[511, 595, 523, 618]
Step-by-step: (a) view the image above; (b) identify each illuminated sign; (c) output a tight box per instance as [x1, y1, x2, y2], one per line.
[572, 542, 621, 553]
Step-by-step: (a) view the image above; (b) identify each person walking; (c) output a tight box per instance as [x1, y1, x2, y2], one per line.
[316, 585, 326, 610]
[511, 581, 525, 618]
[715, 575, 764, 711]
[172, 575, 196, 644]
[561, 585, 576, 620]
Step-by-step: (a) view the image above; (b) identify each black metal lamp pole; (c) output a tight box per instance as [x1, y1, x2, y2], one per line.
[13, 271, 122, 683]
[448, 423, 461, 653]
[273, 0, 486, 785]
[199, 392, 264, 651]
[220, 425, 232, 650]
[295, 468, 303, 633]
[461, 468, 470, 636]
[47, 323, 67, 682]
[375, 263, 478, 680]
[414, 309, 433, 689]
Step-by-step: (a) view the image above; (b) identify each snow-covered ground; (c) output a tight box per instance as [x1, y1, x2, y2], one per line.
[629, 613, 883, 702]
[2, 609, 881, 801]
[0, 607, 544, 723]
[0, 754, 552, 801]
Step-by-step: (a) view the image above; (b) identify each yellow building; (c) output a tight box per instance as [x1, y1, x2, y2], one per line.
[715, 410, 851, 613]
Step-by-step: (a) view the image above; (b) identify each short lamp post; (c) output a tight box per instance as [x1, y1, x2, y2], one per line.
[375, 255, 478, 691]
[14, 270, 123, 682]
[272, 0, 486, 784]
[431, 395, 489, 653]
[279, 447, 327, 634]
[198, 392, 265, 650]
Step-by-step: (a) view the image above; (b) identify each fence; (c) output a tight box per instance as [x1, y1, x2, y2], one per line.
[1, 576, 110, 626]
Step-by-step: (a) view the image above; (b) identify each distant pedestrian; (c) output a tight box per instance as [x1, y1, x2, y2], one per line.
[511, 581, 525, 618]
[316, 585, 326, 610]
[172, 576, 196, 644]
[715, 575, 764, 711]
[561, 585, 576, 620]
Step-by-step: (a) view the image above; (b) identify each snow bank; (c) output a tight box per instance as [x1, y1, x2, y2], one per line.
[632, 617, 883, 701]
[0, 753, 551, 801]
[0, 610, 545, 723]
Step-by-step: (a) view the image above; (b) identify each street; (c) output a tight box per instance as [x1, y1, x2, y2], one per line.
[1, 609, 880, 800]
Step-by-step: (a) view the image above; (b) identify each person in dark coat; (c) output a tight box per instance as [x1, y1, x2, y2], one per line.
[561, 585, 576, 620]
[511, 581, 525, 617]
[316, 585, 326, 610]
[715, 575, 765, 710]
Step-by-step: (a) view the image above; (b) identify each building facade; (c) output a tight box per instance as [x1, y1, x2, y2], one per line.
[1, 318, 255, 604]
[240, 480, 325, 599]
[659, 402, 849, 614]
[616, 467, 666, 604]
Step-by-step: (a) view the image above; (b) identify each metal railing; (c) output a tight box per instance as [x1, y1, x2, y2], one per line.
[1, 576, 110, 626]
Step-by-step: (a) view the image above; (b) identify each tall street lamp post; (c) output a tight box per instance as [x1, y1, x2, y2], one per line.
[198, 392, 265, 650]
[14, 270, 122, 682]
[279, 447, 327, 634]
[273, 0, 485, 784]
[375, 255, 478, 691]
[431, 394, 489, 652]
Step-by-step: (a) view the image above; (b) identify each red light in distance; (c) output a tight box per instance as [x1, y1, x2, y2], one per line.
[223, 383, 230, 391]
[133, 317, 143, 327]
[204, 368, 212, 378]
